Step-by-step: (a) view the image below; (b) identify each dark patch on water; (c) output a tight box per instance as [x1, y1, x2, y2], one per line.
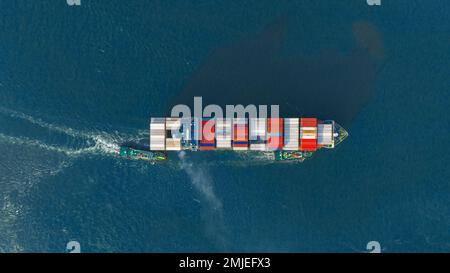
[167, 18, 384, 128]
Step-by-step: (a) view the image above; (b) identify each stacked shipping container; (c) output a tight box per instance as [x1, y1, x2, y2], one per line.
[267, 118, 283, 150]
[216, 118, 232, 149]
[199, 120, 215, 150]
[149, 118, 165, 150]
[317, 123, 333, 146]
[165, 118, 182, 151]
[283, 118, 299, 150]
[232, 118, 248, 150]
[300, 118, 317, 151]
[149, 117, 331, 152]
[249, 118, 267, 151]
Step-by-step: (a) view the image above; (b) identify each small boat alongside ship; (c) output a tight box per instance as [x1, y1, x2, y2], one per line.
[118, 140, 167, 162]
[118, 117, 348, 163]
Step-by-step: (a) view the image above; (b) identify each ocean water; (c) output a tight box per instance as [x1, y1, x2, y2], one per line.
[0, 0, 449, 252]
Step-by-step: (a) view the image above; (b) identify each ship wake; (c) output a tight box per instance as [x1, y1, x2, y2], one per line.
[178, 151, 229, 250]
[0, 107, 135, 158]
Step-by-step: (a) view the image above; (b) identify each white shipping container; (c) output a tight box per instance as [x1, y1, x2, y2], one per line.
[249, 143, 266, 151]
[165, 139, 181, 151]
[249, 118, 266, 139]
[233, 118, 247, 125]
[216, 142, 232, 149]
[300, 127, 317, 139]
[283, 118, 299, 150]
[216, 118, 232, 149]
[166, 118, 181, 130]
[317, 124, 333, 145]
[150, 118, 166, 150]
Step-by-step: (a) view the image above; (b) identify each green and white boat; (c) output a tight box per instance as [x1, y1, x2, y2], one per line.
[118, 141, 167, 162]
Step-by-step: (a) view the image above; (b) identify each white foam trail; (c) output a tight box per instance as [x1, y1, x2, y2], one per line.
[178, 151, 228, 249]
[0, 133, 119, 156]
[178, 151, 223, 210]
[0, 107, 133, 141]
[0, 107, 143, 157]
[0, 195, 24, 252]
[90, 135, 121, 154]
[0, 107, 86, 139]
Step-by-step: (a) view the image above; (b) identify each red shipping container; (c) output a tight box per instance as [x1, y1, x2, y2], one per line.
[300, 139, 317, 151]
[199, 120, 215, 150]
[300, 118, 317, 128]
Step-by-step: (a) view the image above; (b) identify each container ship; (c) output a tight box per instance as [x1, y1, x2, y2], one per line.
[119, 117, 348, 162]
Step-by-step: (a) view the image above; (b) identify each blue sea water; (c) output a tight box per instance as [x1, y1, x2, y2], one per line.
[0, 0, 449, 252]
